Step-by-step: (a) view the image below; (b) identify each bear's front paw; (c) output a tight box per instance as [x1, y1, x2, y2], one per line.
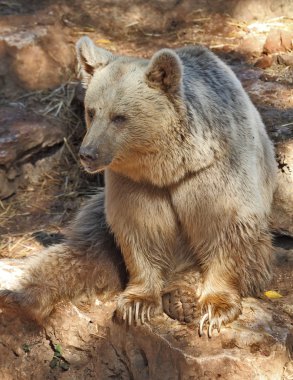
[198, 293, 242, 338]
[114, 293, 162, 326]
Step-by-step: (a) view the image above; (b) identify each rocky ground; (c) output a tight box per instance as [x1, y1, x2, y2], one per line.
[0, 0, 292, 379]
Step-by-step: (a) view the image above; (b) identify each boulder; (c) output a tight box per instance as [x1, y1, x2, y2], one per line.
[0, 106, 65, 199]
[0, 24, 74, 94]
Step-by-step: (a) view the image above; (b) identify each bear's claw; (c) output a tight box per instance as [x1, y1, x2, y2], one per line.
[117, 297, 157, 326]
[199, 305, 223, 338]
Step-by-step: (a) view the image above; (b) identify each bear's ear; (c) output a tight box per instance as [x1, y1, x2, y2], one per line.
[145, 49, 183, 94]
[76, 36, 114, 87]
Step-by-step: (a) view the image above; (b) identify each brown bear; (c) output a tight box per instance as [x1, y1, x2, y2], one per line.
[0, 37, 277, 337]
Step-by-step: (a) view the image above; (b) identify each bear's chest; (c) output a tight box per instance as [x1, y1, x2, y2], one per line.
[104, 170, 179, 247]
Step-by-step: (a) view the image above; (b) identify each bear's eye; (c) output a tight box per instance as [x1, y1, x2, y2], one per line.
[87, 108, 96, 122]
[112, 115, 127, 125]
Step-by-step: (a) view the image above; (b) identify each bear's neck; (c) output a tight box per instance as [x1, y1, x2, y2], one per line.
[109, 132, 217, 188]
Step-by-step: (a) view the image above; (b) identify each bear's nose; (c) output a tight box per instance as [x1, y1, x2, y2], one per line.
[79, 146, 96, 162]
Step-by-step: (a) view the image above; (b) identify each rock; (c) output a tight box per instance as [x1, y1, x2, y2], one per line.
[238, 36, 265, 57]
[263, 29, 293, 54]
[280, 30, 293, 51]
[0, 167, 21, 201]
[0, 24, 74, 94]
[0, 254, 292, 379]
[232, 0, 293, 20]
[254, 55, 274, 69]
[105, 298, 292, 380]
[272, 139, 293, 237]
[277, 53, 293, 67]
[0, 106, 65, 199]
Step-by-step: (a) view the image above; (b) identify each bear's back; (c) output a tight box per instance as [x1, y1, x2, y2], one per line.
[177, 46, 277, 210]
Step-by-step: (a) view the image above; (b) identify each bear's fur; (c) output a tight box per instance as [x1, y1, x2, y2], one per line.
[0, 38, 277, 336]
[0, 192, 127, 322]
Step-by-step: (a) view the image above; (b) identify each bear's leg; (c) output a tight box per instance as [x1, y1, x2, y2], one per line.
[0, 192, 127, 323]
[197, 224, 272, 337]
[114, 260, 164, 326]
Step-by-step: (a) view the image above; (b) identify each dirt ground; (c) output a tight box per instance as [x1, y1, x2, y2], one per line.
[0, 1, 292, 378]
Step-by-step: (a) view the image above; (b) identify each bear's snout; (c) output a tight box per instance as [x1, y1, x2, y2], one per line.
[79, 145, 97, 163]
[79, 143, 112, 173]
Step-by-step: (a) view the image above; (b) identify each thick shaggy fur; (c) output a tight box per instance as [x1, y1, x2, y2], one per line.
[0, 193, 127, 323]
[0, 39, 277, 333]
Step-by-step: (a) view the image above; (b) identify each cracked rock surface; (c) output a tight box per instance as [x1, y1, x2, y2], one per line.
[0, 245, 292, 380]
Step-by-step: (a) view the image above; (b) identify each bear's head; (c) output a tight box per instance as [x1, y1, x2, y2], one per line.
[76, 36, 190, 186]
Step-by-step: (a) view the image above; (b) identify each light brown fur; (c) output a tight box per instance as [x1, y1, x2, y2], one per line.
[0, 193, 127, 323]
[0, 38, 277, 336]
[75, 38, 277, 333]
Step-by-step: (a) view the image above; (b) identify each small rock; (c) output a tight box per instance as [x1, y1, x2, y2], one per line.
[254, 55, 274, 69]
[277, 53, 293, 67]
[239, 36, 265, 57]
[264, 29, 293, 53]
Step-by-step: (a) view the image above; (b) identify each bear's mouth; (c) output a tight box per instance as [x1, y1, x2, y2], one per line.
[79, 157, 111, 174]
[80, 161, 106, 174]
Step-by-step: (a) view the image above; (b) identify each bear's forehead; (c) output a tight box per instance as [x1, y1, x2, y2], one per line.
[98, 60, 143, 84]
[86, 62, 146, 105]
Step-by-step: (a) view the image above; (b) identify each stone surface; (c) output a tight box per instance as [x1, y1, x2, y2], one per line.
[238, 36, 265, 57]
[0, 106, 65, 199]
[232, 0, 293, 20]
[277, 53, 293, 67]
[0, 245, 292, 379]
[0, 255, 292, 380]
[0, 24, 74, 94]
[263, 29, 293, 54]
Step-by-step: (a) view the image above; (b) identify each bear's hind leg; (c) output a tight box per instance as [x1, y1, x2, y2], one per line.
[162, 267, 201, 324]
[0, 192, 126, 323]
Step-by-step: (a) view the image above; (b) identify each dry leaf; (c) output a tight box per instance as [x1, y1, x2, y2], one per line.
[264, 290, 283, 299]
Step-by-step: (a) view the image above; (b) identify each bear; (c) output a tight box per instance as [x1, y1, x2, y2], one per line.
[0, 37, 277, 337]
